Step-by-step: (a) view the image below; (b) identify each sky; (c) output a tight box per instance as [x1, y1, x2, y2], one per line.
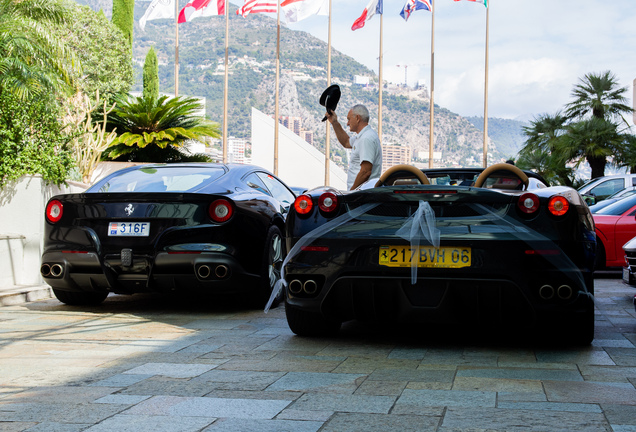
[227, 0, 635, 122]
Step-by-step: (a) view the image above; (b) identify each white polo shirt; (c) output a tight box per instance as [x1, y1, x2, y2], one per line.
[347, 125, 382, 190]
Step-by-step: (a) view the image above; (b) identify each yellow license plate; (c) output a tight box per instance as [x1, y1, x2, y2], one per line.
[379, 246, 471, 268]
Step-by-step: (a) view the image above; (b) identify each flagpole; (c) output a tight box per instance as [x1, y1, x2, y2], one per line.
[175, 0, 179, 96]
[324, 0, 332, 186]
[378, 12, 383, 145]
[274, 1, 281, 175]
[222, 1, 229, 164]
[482, 2, 489, 167]
[428, 2, 435, 168]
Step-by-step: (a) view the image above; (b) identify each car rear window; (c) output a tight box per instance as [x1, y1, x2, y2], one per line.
[89, 166, 226, 193]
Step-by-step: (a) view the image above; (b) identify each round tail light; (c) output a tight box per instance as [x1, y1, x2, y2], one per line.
[209, 199, 234, 223]
[294, 194, 313, 215]
[46, 199, 64, 223]
[548, 195, 570, 216]
[517, 193, 540, 215]
[318, 192, 339, 214]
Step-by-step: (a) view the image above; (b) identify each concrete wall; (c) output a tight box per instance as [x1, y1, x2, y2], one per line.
[250, 107, 347, 190]
[0, 176, 87, 287]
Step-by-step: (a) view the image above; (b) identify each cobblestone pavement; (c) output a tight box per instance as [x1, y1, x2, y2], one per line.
[0, 275, 635, 432]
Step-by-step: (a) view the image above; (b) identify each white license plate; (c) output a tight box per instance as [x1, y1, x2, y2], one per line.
[108, 222, 150, 237]
[623, 267, 631, 284]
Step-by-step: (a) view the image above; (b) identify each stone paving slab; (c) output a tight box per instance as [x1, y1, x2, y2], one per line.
[0, 276, 634, 431]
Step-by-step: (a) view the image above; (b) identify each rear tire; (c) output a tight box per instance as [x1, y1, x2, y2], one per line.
[569, 305, 595, 346]
[594, 240, 606, 271]
[252, 225, 285, 309]
[285, 301, 341, 336]
[52, 288, 108, 306]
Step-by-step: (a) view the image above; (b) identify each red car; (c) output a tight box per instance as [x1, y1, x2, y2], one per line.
[593, 194, 636, 268]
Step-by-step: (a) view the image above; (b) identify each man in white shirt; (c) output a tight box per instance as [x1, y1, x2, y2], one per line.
[325, 104, 382, 190]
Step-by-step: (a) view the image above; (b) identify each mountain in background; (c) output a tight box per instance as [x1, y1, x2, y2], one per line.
[466, 117, 529, 160]
[79, 0, 521, 168]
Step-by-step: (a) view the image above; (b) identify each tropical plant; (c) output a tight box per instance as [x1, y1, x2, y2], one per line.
[556, 117, 623, 179]
[565, 71, 633, 125]
[0, 0, 79, 101]
[519, 72, 635, 180]
[516, 148, 576, 187]
[103, 94, 221, 162]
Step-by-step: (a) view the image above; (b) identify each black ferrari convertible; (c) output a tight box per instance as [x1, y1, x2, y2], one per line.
[282, 163, 597, 344]
[41, 163, 295, 307]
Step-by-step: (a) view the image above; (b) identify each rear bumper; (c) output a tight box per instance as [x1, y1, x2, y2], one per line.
[41, 250, 258, 295]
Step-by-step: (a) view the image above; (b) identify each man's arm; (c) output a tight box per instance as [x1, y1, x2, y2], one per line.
[351, 161, 373, 190]
[325, 112, 351, 149]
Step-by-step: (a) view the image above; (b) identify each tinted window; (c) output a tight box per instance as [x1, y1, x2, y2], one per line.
[244, 173, 270, 195]
[256, 172, 295, 210]
[595, 194, 636, 216]
[89, 166, 225, 193]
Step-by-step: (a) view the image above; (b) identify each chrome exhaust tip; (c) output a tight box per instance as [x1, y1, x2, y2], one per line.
[289, 279, 303, 294]
[215, 265, 229, 279]
[557, 285, 573, 300]
[539, 285, 554, 300]
[197, 265, 211, 279]
[303, 280, 318, 295]
[50, 264, 64, 278]
[40, 263, 51, 277]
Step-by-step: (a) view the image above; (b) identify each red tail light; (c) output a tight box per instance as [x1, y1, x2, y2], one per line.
[294, 194, 313, 215]
[548, 195, 570, 216]
[46, 199, 64, 223]
[517, 193, 540, 214]
[209, 199, 234, 223]
[318, 192, 339, 214]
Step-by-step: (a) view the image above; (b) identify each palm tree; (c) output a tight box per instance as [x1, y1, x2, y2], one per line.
[557, 118, 622, 179]
[518, 112, 577, 185]
[565, 71, 633, 125]
[103, 94, 221, 162]
[560, 71, 634, 179]
[0, 0, 78, 100]
[520, 112, 568, 154]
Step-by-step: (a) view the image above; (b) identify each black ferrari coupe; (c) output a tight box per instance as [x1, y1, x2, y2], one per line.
[282, 163, 597, 344]
[41, 163, 296, 307]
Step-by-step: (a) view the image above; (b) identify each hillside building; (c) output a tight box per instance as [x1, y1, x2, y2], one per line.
[228, 138, 248, 164]
[382, 143, 412, 172]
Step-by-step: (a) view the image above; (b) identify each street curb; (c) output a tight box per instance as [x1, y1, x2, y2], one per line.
[0, 285, 53, 306]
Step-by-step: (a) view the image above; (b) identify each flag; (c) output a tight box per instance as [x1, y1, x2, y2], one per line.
[281, 0, 328, 23]
[454, 0, 487, 6]
[400, 0, 432, 21]
[236, 0, 277, 17]
[139, 0, 175, 31]
[179, 0, 225, 23]
[351, 0, 382, 31]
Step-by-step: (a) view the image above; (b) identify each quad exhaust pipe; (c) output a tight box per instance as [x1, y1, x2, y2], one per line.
[41, 263, 64, 278]
[196, 264, 230, 280]
[539, 284, 573, 301]
[289, 279, 318, 295]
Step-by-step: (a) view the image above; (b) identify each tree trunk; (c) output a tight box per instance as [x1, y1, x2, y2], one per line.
[587, 156, 607, 179]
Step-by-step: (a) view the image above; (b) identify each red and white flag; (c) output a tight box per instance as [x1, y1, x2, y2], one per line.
[179, 0, 225, 23]
[280, 0, 328, 23]
[236, 0, 277, 17]
[351, 0, 382, 31]
[139, 0, 175, 31]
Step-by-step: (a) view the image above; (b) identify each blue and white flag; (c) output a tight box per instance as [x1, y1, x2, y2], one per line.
[400, 0, 432, 21]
